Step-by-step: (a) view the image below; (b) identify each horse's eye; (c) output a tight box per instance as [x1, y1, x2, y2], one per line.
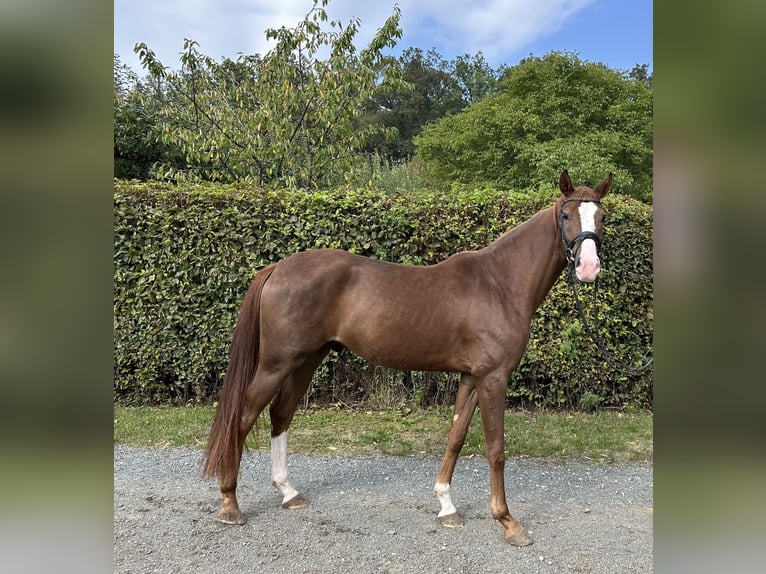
[561, 212, 570, 221]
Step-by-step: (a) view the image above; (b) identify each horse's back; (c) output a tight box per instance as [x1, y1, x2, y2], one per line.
[258, 249, 482, 371]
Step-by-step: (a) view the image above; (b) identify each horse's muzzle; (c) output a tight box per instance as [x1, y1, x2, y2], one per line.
[574, 238, 601, 283]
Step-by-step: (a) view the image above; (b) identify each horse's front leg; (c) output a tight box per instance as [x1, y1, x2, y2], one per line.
[477, 375, 533, 546]
[434, 375, 478, 528]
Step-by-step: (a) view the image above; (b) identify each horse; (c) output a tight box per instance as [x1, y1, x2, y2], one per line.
[203, 169, 612, 546]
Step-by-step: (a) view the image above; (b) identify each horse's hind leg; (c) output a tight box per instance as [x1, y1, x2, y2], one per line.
[434, 374, 478, 528]
[269, 347, 329, 509]
[217, 365, 291, 525]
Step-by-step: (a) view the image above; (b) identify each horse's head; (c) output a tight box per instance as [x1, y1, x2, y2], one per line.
[557, 170, 612, 283]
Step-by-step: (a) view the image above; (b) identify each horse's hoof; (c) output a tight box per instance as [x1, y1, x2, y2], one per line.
[216, 508, 247, 525]
[438, 513, 464, 529]
[282, 493, 309, 509]
[505, 528, 533, 546]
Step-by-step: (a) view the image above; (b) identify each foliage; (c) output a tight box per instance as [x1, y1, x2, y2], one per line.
[118, 36, 645, 191]
[358, 48, 503, 161]
[113, 54, 184, 179]
[132, 0, 405, 188]
[414, 51, 653, 202]
[346, 154, 432, 195]
[510, 192, 654, 409]
[115, 40, 507, 181]
[452, 51, 506, 104]
[629, 63, 654, 89]
[114, 180, 652, 409]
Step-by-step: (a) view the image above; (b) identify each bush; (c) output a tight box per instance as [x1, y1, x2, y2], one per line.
[114, 180, 652, 408]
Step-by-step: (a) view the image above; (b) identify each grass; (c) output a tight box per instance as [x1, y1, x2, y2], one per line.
[114, 405, 652, 462]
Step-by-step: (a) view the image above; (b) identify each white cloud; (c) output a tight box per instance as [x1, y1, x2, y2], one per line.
[115, 0, 597, 71]
[399, 0, 597, 61]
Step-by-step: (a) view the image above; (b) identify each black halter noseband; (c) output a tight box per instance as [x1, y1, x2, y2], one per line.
[558, 198, 602, 267]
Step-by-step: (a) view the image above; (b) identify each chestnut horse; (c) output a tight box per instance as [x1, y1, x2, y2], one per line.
[203, 170, 612, 546]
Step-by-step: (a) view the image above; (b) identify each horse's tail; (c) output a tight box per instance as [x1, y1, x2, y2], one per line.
[203, 264, 277, 478]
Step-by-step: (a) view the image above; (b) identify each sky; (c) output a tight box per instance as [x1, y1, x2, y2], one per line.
[114, 0, 652, 75]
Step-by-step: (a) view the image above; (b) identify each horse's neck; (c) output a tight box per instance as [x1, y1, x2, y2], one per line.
[484, 204, 566, 315]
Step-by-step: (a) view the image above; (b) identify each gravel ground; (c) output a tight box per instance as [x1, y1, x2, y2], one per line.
[114, 445, 652, 573]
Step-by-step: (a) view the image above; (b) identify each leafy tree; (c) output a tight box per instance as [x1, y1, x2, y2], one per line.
[451, 51, 504, 104]
[133, 0, 405, 188]
[359, 48, 503, 161]
[114, 54, 184, 179]
[414, 51, 653, 201]
[629, 63, 653, 89]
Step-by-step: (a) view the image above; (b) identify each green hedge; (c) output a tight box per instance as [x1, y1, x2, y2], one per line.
[114, 181, 653, 409]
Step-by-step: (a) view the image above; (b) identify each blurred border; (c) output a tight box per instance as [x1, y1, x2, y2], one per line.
[0, 1, 114, 572]
[655, 1, 766, 572]
[3, 0, 766, 572]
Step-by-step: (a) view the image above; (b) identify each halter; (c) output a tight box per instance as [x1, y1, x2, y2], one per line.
[558, 198, 602, 268]
[557, 197, 653, 374]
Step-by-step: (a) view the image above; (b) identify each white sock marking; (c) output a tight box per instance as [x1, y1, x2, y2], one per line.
[434, 482, 457, 517]
[271, 432, 299, 503]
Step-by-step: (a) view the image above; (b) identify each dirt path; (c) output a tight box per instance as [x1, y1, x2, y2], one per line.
[114, 445, 652, 573]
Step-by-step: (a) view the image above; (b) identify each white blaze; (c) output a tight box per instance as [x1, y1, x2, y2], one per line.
[576, 202, 601, 282]
[271, 432, 299, 503]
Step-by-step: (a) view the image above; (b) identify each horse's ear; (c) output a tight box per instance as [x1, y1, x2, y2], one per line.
[595, 172, 613, 198]
[559, 170, 575, 197]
